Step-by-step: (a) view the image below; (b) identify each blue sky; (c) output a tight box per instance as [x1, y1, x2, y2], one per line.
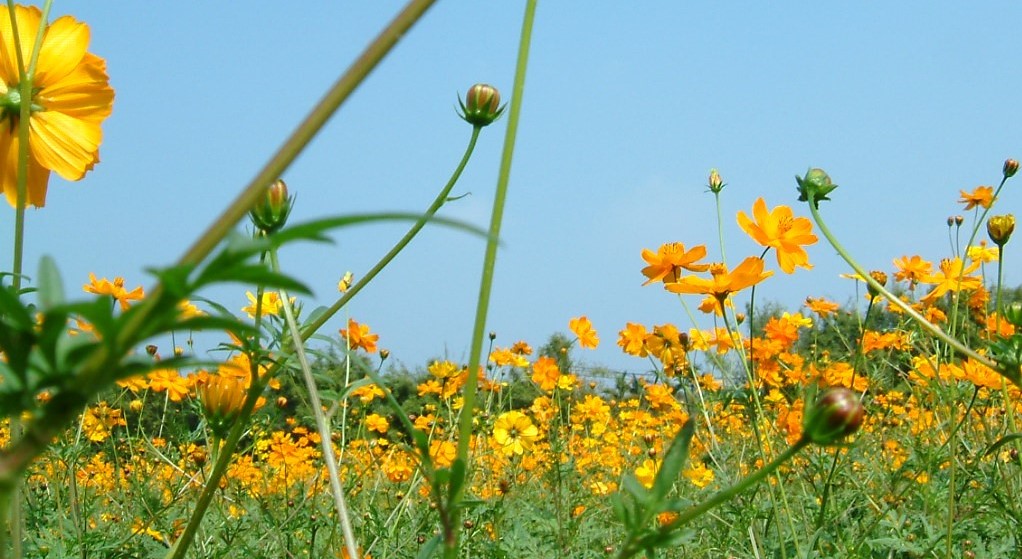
[4, 2, 1021, 376]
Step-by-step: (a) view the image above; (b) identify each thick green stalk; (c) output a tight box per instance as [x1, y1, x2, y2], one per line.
[448, 0, 537, 554]
[300, 126, 482, 339]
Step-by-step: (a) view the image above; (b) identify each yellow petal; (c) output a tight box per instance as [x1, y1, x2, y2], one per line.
[0, 6, 43, 85]
[34, 15, 89, 86]
[29, 110, 101, 181]
[38, 52, 113, 123]
[0, 130, 51, 207]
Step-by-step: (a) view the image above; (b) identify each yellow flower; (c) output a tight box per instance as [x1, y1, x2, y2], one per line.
[737, 198, 818, 273]
[364, 413, 389, 434]
[83, 273, 144, 310]
[492, 410, 539, 456]
[0, 5, 114, 207]
[241, 291, 292, 318]
[804, 296, 840, 318]
[569, 315, 599, 349]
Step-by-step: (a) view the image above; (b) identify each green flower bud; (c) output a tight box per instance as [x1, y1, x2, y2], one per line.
[458, 83, 505, 127]
[987, 214, 1015, 247]
[1004, 158, 1018, 179]
[250, 179, 293, 234]
[796, 168, 838, 207]
[803, 387, 865, 445]
[708, 168, 725, 193]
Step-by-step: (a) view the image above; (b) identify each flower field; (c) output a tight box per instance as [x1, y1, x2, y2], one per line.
[2, 2, 1022, 558]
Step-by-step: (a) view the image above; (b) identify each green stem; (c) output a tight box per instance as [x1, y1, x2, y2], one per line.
[272, 250, 360, 559]
[714, 190, 727, 266]
[300, 126, 482, 340]
[806, 197, 1013, 387]
[448, 0, 537, 555]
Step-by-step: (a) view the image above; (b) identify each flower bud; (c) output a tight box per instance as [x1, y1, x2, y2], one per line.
[198, 375, 247, 438]
[803, 387, 865, 445]
[1004, 158, 1018, 179]
[946, 216, 955, 227]
[987, 214, 1015, 247]
[249, 179, 293, 234]
[796, 168, 838, 207]
[867, 270, 887, 299]
[458, 84, 505, 127]
[954, 215, 964, 227]
[708, 168, 725, 193]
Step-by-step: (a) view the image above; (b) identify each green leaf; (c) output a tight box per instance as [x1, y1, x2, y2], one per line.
[36, 256, 65, 311]
[268, 213, 491, 248]
[651, 417, 695, 502]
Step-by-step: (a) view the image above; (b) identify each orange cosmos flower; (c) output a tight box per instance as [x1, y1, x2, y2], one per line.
[736, 198, 818, 273]
[919, 257, 982, 304]
[893, 255, 933, 285]
[617, 322, 649, 357]
[83, 273, 144, 310]
[805, 297, 839, 318]
[340, 318, 379, 353]
[640, 242, 710, 285]
[569, 315, 599, 349]
[958, 186, 994, 210]
[664, 256, 772, 302]
[0, 5, 114, 207]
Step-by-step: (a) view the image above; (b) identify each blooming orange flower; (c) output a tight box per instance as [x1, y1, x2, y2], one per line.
[893, 255, 933, 285]
[340, 318, 379, 354]
[617, 322, 648, 357]
[736, 198, 818, 273]
[147, 368, 191, 402]
[640, 242, 710, 285]
[531, 356, 560, 392]
[958, 186, 994, 210]
[569, 315, 599, 349]
[919, 257, 982, 304]
[83, 273, 144, 310]
[805, 297, 839, 318]
[664, 257, 772, 302]
[0, 5, 114, 207]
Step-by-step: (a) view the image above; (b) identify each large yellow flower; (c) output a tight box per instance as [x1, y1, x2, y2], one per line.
[0, 5, 114, 207]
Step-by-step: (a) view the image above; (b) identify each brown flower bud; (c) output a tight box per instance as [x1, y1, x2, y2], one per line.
[803, 387, 865, 445]
[1004, 158, 1018, 178]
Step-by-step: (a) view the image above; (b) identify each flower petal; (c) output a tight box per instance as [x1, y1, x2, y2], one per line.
[29, 110, 101, 181]
[0, 129, 51, 207]
[35, 15, 89, 86]
[0, 6, 42, 85]
[38, 52, 113, 123]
